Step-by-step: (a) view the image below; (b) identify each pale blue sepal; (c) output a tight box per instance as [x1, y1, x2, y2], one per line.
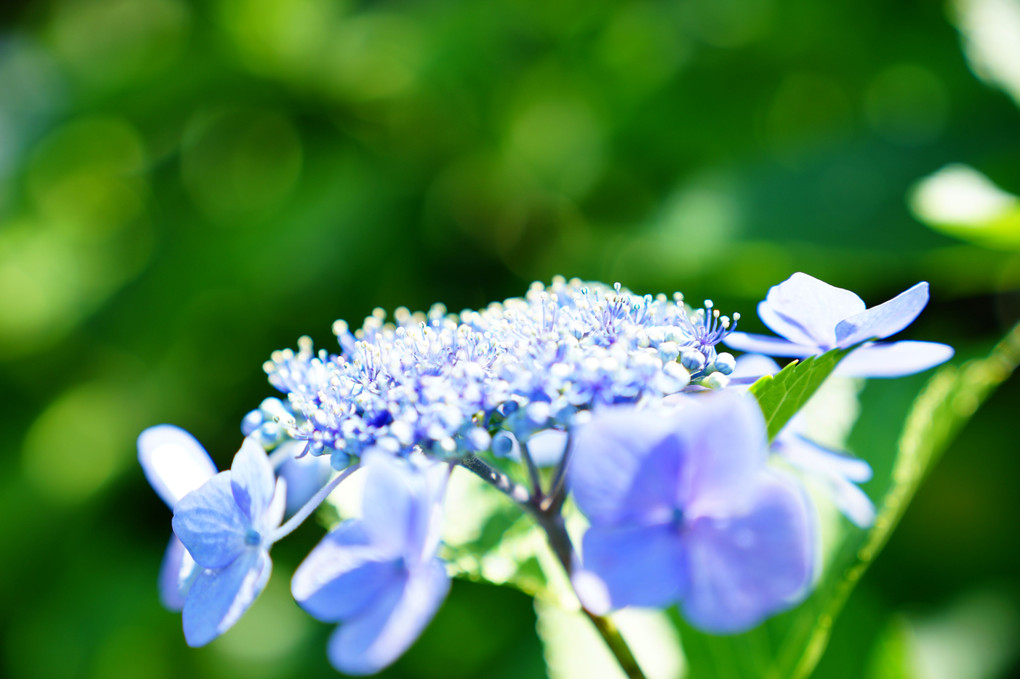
[138, 425, 217, 509]
[230, 437, 276, 527]
[327, 560, 450, 676]
[182, 549, 272, 647]
[172, 473, 247, 570]
[835, 282, 929, 347]
[159, 536, 200, 612]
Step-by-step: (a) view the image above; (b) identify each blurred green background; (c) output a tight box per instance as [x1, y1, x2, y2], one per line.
[1, 0, 1019, 677]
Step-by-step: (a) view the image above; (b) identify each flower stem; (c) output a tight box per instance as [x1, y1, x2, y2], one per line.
[458, 453, 531, 504]
[458, 451, 648, 679]
[269, 464, 357, 543]
[535, 512, 648, 679]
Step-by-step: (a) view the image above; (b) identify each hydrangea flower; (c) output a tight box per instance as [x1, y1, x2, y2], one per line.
[773, 433, 875, 528]
[569, 391, 815, 633]
[291, 454, 450, 675]
[242, 397, 334, 514]
[264, 278, 739, 465]
[171, 438, 286, 646]
[724, 273, 953, 377]
[137, 425, 218, 610]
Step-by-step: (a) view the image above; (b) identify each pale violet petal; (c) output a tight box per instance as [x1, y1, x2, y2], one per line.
[525, 429, 568, 467]
[775, 435, 875, 528]
[292, 521, 405, 622]
[360, 453, 421, 557]
[824, 474, 876, 528]
[569, 406, 682, 524]
[409, 462, 450, 565]
[263, 477, 287, 535]
[172, 473, 247, 570]
[682, 472, 815, 634]
[834, 341, 954, 378]
[723, 332, 817, 358]
[230, 437, 276, 527]
[279, 453, 333, 515]
[182, 549, 271, 647]
[580, 524, 687, 610]
[159, 535, 200, 612]
[138, 425, 217, 509]
[759, 273, 866, 348]
[835, 282, 930, 346]
[777, 435, 872, 483]
[327, 560, 450, 676]
[682, 392, 769, 518]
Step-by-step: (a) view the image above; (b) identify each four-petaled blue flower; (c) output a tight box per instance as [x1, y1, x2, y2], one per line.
[291, 454, 450, 676]
[172, 437, 287, 646]
[569, 392, 816, 633]
[138, 425, 219, 611]
[724, 273, 953, 377]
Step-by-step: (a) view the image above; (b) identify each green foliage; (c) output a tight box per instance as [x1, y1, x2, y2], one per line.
[440, 470, 577, 608]
[749, 347, 856, 441]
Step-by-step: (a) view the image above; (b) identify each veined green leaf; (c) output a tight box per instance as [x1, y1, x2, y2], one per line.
[749, 347, 855, 441]
[672, 321, 1020, 679]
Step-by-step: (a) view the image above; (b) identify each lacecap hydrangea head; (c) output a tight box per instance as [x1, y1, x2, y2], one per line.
[262, 277, 740, 466]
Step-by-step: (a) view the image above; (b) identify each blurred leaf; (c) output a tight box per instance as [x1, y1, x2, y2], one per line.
[535, 602, 682, 679]
[440, 468, 577, 608]
[750, 347, 855, 441]
[672, 322, 1020, 679]
[910, 164, 1020, 251]
[864, 617, 918, 679]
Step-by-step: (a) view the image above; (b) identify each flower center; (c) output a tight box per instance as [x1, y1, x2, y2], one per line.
[245, 529, 262, 546]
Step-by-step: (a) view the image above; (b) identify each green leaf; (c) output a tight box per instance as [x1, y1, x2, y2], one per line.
[672, 322, 1020, 679]
[440, 468, 577, 607]
[749, 346, 855, 441]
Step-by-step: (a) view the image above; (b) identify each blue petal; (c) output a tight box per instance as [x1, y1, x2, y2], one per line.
[230, 437, 276, 528]
[526, 429, 568, 467]
[834, 340, 953, 378]
[759, 273, 866, 348]
[408, 462, 450, 564]
[569, 407, 685, 525]
[182, 548, 271, 647]
[834, 282, 929, 347]
[723, 332, 817, 358]
[579, 524, 687, 611]
[681, 472, 815, 634]
[279, 453, 334, 515]
[158, 535, 200, 612]
[138, 425, 217, 509]
[327, 559, 450, 676]
[727, 354, 782, 387]
[359, 454, 421, 559]
[778, 434, 872, 483]
[776, 435, 875, 528]
[172, 473, 247, 569]
[682, 392, 769, 518]
[292, 521, 406, 623]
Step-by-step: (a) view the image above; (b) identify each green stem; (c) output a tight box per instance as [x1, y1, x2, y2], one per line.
[535, 512, 649, 679]
[457, 454, 649, 679]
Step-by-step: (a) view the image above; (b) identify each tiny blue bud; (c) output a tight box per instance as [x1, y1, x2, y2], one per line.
[492, 431, 518, 458]
[241, 410, 263, 436]
[680, 349, 706, 373]
[713, 352, 736, 376]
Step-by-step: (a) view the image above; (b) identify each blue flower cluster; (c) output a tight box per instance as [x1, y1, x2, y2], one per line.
[259, 277, 740, 465]
[138, 273, 952, 676]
